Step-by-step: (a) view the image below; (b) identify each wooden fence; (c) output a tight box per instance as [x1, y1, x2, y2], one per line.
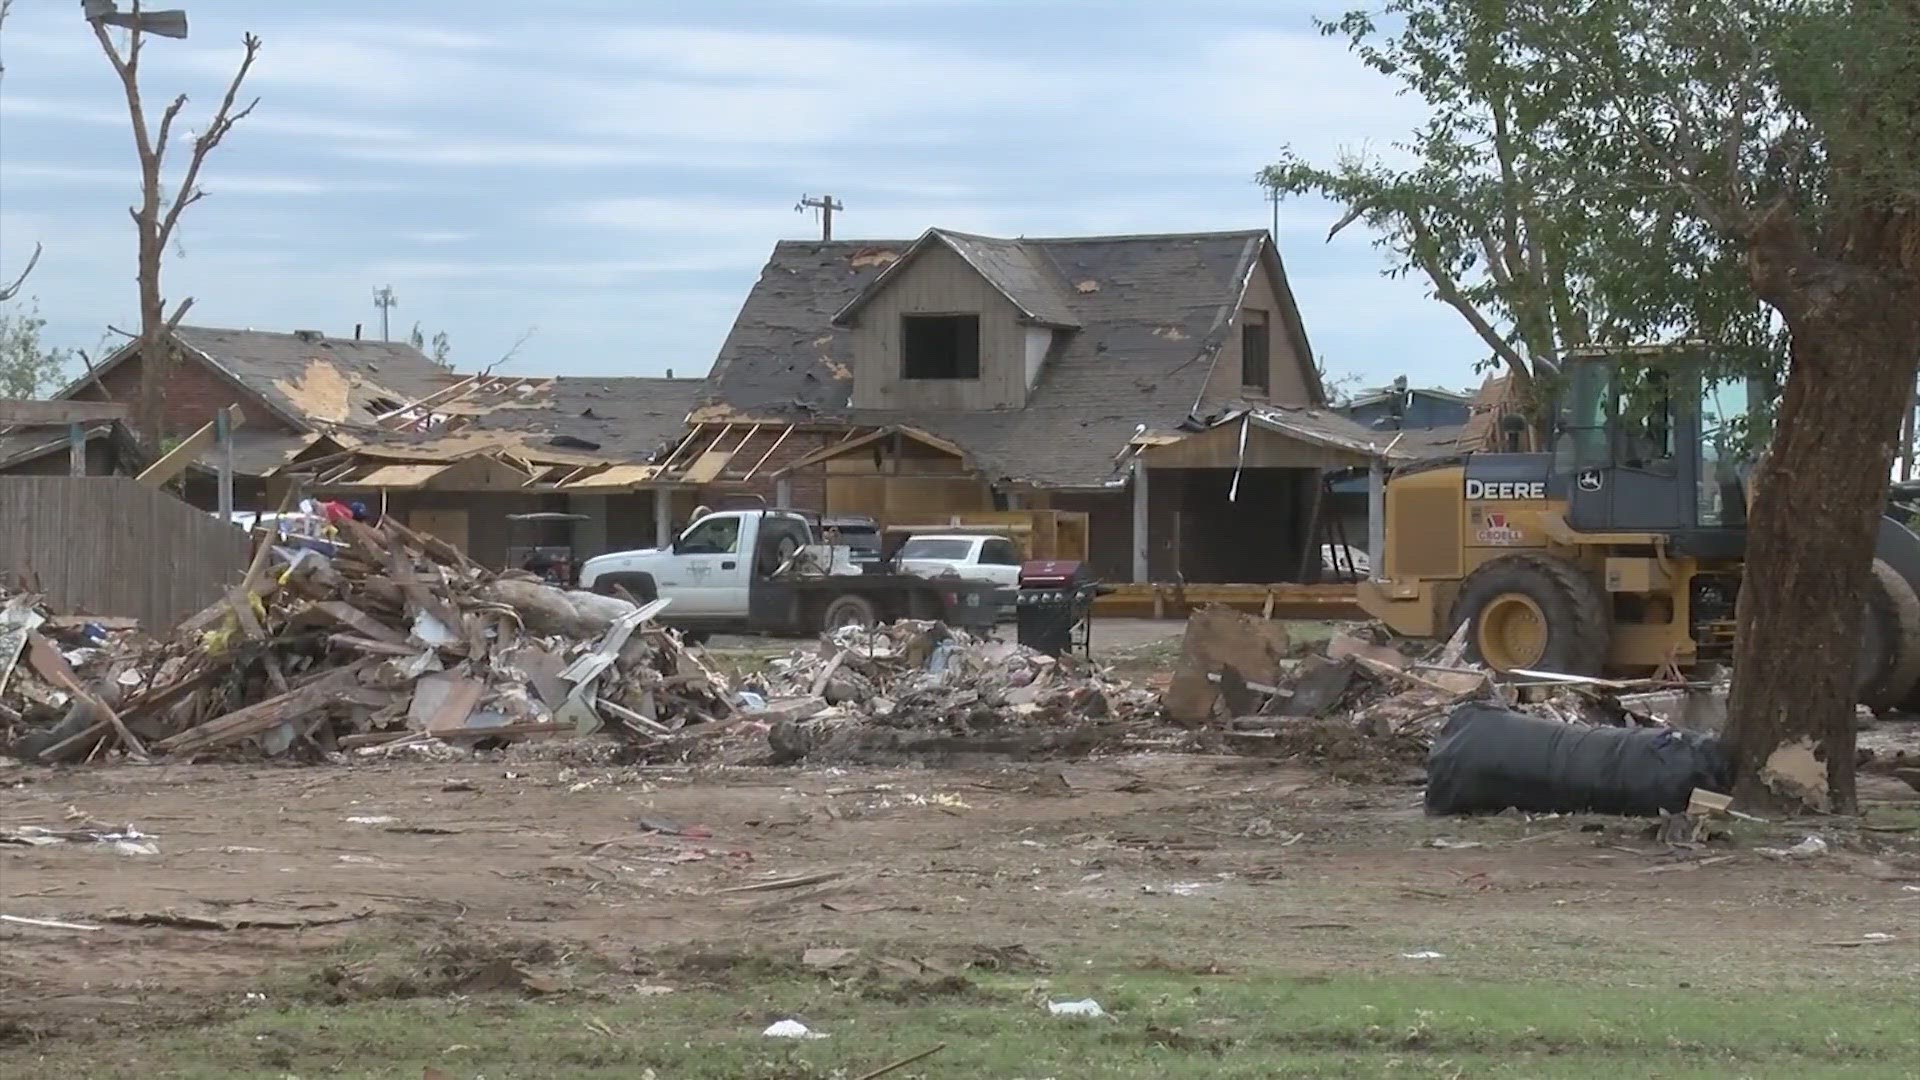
[1, 476, 249, 628]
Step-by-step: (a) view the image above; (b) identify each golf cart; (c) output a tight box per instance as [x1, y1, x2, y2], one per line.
[506, 511, 589, 585]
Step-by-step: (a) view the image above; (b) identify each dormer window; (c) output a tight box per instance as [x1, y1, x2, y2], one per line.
[901, 314, 980, 380]
[1241, 309, 1271, 394]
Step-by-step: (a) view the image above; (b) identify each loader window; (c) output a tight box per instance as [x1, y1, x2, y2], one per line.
[1552, 358, 1611, 475]
[1615, 368, 1676, 475]
[1699, 377, 1751, 527]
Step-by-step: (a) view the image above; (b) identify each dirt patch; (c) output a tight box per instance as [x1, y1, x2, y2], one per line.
[302, 931, 580, 1004]
[1, 749, 1914, 1058]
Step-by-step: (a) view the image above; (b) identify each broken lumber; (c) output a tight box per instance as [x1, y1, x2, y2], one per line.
[153, 665, 367, 755]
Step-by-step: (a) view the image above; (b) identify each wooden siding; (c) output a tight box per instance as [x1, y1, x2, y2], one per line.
[0, 476, 250, 627]
[850, 243, 1031, 411]
[1202, 256, 1313, 408]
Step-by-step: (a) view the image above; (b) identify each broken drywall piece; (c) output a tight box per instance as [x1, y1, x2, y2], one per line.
[1759, 738, 1830, 813]
[1164, 606, 1290, 725]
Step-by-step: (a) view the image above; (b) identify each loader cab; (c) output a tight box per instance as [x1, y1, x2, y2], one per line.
[1552, 352, 1753, 551]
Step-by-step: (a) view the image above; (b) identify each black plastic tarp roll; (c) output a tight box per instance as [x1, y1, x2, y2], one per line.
[1425, 701, 1734, 816]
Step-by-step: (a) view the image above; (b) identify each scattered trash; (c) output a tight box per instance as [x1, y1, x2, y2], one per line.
[1400, 950, 1446, 960]
[1756, 835, 1830, 859]
[1426, 837, 1484, 850]
[1047, 999, 1107, 1018]
[0, 823, 158, 857]
[1, 913, 102, 932]
[802, 947, 859, 969]
[748, 621, 1161, 766]
[763, 1019, 829, 1039]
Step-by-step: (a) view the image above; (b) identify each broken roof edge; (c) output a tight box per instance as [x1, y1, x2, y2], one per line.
[1182, 233, 1326, 414]
[1245, 408, 1415, 462]
[770, 424, 972, 477]
[0, 423, 118, 471]
[1187, 233, 1270, 416]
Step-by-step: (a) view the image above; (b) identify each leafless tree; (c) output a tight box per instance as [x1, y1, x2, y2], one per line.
[0, 0, 46, 303]
[89, 2, 261, 442]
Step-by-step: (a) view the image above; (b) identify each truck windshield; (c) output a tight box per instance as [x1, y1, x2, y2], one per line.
[678, 516, 741, 555]
[899, 538, 974, 560]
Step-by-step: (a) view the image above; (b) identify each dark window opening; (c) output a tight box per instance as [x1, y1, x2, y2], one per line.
[902, 314, 981, 380]
[1241, 316, 1271, 394]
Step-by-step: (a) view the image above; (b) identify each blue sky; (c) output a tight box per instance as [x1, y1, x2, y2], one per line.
[0, 0, 1487, 393]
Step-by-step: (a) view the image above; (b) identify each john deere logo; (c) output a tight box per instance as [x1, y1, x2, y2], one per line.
[1577, 469, 1603, 492]
[1465, 478, 1546, 500]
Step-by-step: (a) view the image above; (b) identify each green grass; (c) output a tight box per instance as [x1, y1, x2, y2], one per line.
[9, 952, 1916, 1079]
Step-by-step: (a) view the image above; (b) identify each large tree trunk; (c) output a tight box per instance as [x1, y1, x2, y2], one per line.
[1726, 277, 1920, 814]
[135, 228, 167, 446]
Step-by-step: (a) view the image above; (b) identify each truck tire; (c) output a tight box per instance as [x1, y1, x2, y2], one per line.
[1448, 554, 1610, 677]
[590, 572, 657, 603]
[820, 594, 879, 632]
[1859, 559, 1920, 708]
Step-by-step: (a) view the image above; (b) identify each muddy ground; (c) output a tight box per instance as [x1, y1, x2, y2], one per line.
[4, 725, 1917, 1060]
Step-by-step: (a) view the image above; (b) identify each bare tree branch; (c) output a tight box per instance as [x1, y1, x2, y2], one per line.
[154, 93, 188, 164]
[158, 34, 262, 250]
[162, 297, 196, 332]
[0, 242, 41, 303]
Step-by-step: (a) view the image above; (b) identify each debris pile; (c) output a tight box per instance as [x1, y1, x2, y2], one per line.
[731, 621, 1164, 765]
[1184, 612, 1694, 780]
[1, 517, 733, 764]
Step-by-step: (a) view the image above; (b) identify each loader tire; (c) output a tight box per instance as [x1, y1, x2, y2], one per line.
[1858, 559, 1920, 708]
[1448, 554, 1610, 677]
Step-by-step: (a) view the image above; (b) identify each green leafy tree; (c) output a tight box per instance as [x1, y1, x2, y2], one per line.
[1536, 0, 1920, 814]
[0, 300, 72, 399]
[1261, 0, 1781, 431]
[1278, 0, 1920, 812]
[408, 322, 452, 368]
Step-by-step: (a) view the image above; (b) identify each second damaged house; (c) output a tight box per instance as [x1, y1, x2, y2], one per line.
[683, 227, 1417, 587]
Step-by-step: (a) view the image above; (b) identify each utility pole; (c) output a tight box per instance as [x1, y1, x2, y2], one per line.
[796, 194, 844, 241]
[1263, 181, 1281, 240]
[372, 285, 398, 341]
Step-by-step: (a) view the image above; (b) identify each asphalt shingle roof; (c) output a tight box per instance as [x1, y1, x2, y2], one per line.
[704, 229, 1323, 487]
[171, 326, 460, 430]
[463, 376, 705, 463]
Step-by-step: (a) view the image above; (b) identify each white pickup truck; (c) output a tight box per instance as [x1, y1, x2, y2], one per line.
[576, 509, 1000, 637]
[894, 534, 1024, 590]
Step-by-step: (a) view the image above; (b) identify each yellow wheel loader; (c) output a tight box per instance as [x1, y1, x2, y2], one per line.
[1358, 349, 1920, 708]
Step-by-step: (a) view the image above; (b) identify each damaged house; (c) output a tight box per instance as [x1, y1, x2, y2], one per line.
[31, 326, 706, 569]
[47, 326, 460, 505]
[688, 227, 1411, 584]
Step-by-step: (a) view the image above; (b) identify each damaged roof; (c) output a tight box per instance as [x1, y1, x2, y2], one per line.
[173, 327, 460, 430]
[704, 229, 1322, 487]
[68, 327, 460, 433]
[460, 376, 705, 463]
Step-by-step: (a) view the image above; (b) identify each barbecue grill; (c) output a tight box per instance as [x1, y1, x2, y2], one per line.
[1014, 559, 1107, 657]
